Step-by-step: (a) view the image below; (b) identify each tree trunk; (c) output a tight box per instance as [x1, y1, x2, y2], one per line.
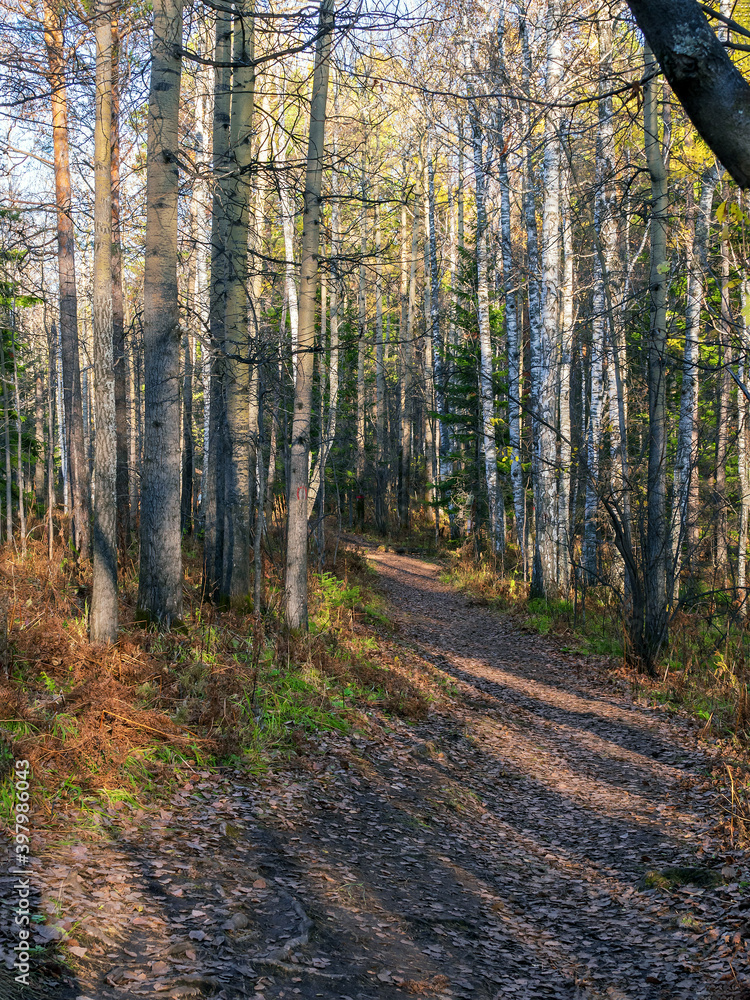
[531, 0, 562, 598]
[181, 330, 194, 535]
[34, 367, 45, 499]
[278, 126, 300, 368]
[91, 2, 118, 643]
[740, 275, 750, 612]
[47, 324, 57, 561]
[111, 16, 130, 554]
[55, 324, 68, 513]
[496, 12, 524, 572]
[11, 330, 26, 555]
[307, 171, 341, 521]
[469, 103, 503, 561]
[427, 141, 448, 532]
[596, 16, 631, 599]
[203, 7, 232, 601]
[715, 222, 732, 587]
[137, 0, 184, 626]
[585, 121, 607, 584]
[1, 336, 11, 544]
[398, 199, 416, 533]
[221, 0, 255, 604]
[643, 41, 670, 667]
[284, 0, 334, 630]
[250, 95, 269, 612]
[520, 7, 542, 583]
[625, 0, 750, 188]
[558, 158, 573, 593]
[356, 159, 367, 528]
[128, 330, 139, 532]
[674, 168, 717, 595]
[43, 0, 90, 559]
[375, 192, 387, 534]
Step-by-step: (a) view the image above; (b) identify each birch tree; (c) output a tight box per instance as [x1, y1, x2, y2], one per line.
[285, 0, 334, 630]
[111, 16, 129, 554]
[222, 0, 255, 604]
[531, 0, 562, 599]
[495, 11, 524, 573]
[203, 7, 232, 600]
[674, 167, 717, 594]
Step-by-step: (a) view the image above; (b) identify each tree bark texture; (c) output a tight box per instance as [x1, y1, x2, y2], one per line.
[203, 7, 232, 601]
[626, 0, 750, 188]
[532, 0, 562, 599]
[496, 11, 524, 572]
[137, 0, 184, 626]
[470, 103, 503, 561]
[43, 1, 90, 559]
[111, 17, 130, 554]
[91, 4, 118, 643]
[644, 43, 670, 665]
[284, 0, 334, 630]
[221, 0, 255, 605]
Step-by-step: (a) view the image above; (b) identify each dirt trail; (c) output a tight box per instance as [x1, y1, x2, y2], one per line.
[3, 548, 750, 1000]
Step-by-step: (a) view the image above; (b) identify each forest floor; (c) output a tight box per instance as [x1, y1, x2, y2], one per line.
[3, 543, 750, 1000]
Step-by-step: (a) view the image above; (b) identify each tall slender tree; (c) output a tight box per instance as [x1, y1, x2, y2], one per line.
[91, 0, 118, 643]
[43, 0, 90, 559]
[222, 0, 255, 604]
[137, 0, 184, 626]
[643, 43, 670, 665]
[285, 0, 334, 629]
[111, 15, 129, 554]
[203, 7, 232, 601]
[532, 0, 563, 599]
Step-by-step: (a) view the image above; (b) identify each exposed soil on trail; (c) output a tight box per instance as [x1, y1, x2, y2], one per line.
[3, 547, 750, 1000]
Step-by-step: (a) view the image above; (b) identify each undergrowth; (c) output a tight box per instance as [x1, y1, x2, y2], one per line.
[0, 523, 430, 839]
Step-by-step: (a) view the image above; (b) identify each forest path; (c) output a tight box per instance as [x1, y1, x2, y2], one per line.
[7, 548, 750, 1000]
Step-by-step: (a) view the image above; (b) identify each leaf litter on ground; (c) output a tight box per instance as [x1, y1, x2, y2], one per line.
[2, 542, 750, 998]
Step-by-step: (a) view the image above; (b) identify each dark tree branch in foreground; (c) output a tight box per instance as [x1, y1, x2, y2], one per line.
[627, 0, 750, 187]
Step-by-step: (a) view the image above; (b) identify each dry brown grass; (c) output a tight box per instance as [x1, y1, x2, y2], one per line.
[0, 530, 438, 828]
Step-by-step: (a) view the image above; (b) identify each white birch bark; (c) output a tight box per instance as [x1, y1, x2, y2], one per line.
[307, 156, 341, 519]
[496, 10, 524, 572]
[532, 0, 562, 598]
[194, 70, 211, 520]
[356, 160, 367, 508]
[673, 168, 717, 598]
[427, 138, 449, 511]
[222, 0, 255, 603]
[585, 150, 606, 584]
[593, 16, 632, 598]
[520, 7, 542, 580]
[277, 118, 300, 370]
[558, 159, 573, 593]
[55, 327, 68, 513]
[739, 274, 750, 611]
[469, 98, 503, 559]
[375, 190, 387, 533]
[284, 0, 333, 629]
[398, 197, 419, 531]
